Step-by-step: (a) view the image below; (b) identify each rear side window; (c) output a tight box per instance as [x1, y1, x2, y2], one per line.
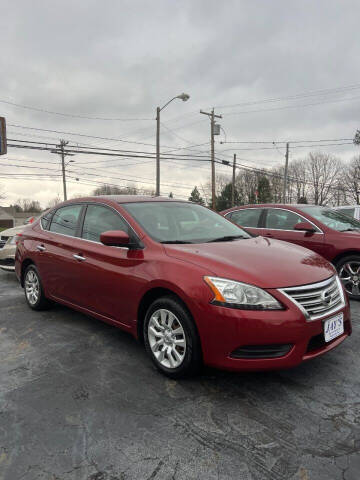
[337, 208, 355, 218]
[82, 204, 129, 242]
[229, 209, 262, 228]
[50, 205, 83, 237]
[265, 209, 303, 230]
[40, 210, 53, 230]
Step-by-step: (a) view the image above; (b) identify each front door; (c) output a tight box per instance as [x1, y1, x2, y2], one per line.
[70, 203, 144, 327]
[263, 208, 326, 257]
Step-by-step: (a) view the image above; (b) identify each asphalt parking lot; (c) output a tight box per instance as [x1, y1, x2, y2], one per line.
[0, 270, 360, 480]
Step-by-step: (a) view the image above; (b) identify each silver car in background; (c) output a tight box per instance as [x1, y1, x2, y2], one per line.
[333, 205, 360, 220]
[0, 217, 37, 272]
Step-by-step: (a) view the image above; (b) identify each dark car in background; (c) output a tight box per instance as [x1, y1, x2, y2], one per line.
[222, 204, 360, 300]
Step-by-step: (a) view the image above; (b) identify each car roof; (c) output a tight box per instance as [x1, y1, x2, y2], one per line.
[221, 203, 319, 214]
[100, 195, 188, 204]
[59, 195, 190, 205]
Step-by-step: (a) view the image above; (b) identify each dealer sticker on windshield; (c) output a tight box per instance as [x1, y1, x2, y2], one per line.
[324, 313, 344, 343]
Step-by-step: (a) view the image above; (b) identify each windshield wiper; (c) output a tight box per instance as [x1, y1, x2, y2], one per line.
[207, 235, 246, 243]
[160, 240, 194, 244]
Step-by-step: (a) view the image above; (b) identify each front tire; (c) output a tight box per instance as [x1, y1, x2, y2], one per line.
[336, 255, 360, 300]
[143, 296, 202, 378]
[24, 264, 51, 310]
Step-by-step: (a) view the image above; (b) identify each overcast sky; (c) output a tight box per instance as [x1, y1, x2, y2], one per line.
[1, 0, 360, 206]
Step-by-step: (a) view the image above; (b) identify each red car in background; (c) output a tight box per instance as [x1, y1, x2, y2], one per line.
[222, 204, 360, 300]
[15, 196, 350, 377]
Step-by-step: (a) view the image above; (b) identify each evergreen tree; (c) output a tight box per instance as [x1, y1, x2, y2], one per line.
[257, 176, 272, 203]
[188, 186, 205, 205]
[215, 183, 242, 211]
[168, 192, 174, 198]
[298, 196, 308, 204]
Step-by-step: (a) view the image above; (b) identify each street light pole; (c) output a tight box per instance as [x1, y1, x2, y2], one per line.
[155, 93, 190, 196]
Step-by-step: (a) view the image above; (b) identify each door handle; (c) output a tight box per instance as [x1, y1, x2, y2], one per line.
[73, 254, 86, 261]
[36, 244, 46, 252]
[264, 233, 273, 237]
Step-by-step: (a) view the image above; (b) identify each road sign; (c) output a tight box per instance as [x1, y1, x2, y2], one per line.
[0, 117, 6, 155]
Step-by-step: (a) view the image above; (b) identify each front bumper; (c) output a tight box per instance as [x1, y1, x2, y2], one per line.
[194, 291, 351, 372]
[0, 258, 15, 271]
[0, 245, 16, 272]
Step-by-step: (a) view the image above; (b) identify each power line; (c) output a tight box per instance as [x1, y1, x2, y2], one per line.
[218, 142, 354, 151]
[8, 123, 209, 152]
[220, 137, 353, 144]
[0, 99, 153, 121]
[215, 82, 360, 109]
[225, 95, 360, 116]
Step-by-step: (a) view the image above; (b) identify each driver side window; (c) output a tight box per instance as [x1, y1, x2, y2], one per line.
[82, 204, 129, 242]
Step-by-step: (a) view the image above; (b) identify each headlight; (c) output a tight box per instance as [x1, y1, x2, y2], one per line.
[204, 276, 283, 310]
[8, 236, 16, 245]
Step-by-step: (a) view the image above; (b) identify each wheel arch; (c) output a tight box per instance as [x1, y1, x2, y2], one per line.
[137, 286, 201, 349]
[332, 250, 360, 267]
[20, 258, 35, 287]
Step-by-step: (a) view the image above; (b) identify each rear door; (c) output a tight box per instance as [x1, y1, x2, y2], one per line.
[263, 208, 326, 256]
[70, 203, 144, 327]
[225, 208, 264, 236]
[38, 204, 85, 302]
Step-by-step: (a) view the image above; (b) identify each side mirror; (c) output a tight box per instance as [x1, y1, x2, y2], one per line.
[100, 230, 131, 247]
[294, 222, 316, 233]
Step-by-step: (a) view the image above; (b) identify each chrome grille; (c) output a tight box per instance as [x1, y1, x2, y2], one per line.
[279, 276, 345, 321]
[0, 236, 8, 249]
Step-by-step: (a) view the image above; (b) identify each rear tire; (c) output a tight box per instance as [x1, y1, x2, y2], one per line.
[336, 255, 360, 300]
[24, 264, 51, 310]
[143, 296, 202, 378]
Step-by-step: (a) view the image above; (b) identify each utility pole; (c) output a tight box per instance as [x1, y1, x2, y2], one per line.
[232, 153, 236, 206]
[60, 140, 68, 201]
[156, 106, 160, 196]
[200, 109, 222, 210]
[282, 142, 289, 203]
[51, 139, 75, 201]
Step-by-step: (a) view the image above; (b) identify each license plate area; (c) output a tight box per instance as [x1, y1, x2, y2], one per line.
[323, 313, 344, 343]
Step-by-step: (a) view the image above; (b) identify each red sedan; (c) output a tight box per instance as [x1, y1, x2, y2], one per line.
[222, 203, 360, 301]
[15, 196, 350, 377]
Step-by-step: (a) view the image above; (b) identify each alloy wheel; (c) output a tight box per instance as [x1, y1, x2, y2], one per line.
[147, 309, 186, 369]
[339, 261, 360, 296]
[25, 270, 40, 305]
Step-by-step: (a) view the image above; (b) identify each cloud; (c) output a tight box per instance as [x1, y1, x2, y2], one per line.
[0, 0, 359, 205]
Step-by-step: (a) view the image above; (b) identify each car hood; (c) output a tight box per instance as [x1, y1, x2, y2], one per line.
[0, 225, 25, 237]
[164, 236, 335, 289]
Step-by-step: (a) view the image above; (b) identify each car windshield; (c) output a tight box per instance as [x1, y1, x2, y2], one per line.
[297, 206, 360, 231]
[122, 201, 251, 243]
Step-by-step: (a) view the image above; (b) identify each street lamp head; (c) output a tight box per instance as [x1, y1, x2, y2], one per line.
[177, 93, 190, 102]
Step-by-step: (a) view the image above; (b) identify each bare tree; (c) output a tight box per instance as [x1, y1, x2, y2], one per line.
[269, 166, 285, 203]
[235, 169, 258, 204]
[0, 186, 5, 201]
[343, 155, 360, 204]
[287, 159, 308, 202]
[92, 184, 138, 196]
[46, 194, 62, 209]
[306, 152, 342, 205]
[12, 198, 42, 212]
